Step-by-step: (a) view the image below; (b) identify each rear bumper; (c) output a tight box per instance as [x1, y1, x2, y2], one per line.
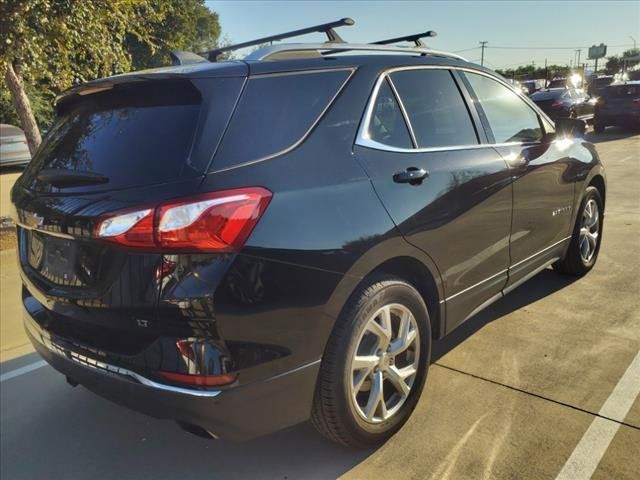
[24, 306, 320, 440]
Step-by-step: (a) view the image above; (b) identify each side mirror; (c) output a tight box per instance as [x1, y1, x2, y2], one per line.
[556, 118, 586, 138]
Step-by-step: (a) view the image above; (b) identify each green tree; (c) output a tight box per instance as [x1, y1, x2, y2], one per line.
[496, 64, 569, 81]
[0, 0, 221, 154]
[125, 0, 221, 70]
[604, 48, 640, 75]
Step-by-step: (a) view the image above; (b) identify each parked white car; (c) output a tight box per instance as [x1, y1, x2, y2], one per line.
[1, 124, 31, 168]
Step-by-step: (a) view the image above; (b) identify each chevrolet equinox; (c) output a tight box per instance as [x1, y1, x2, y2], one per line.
[10, 20, 606, 447]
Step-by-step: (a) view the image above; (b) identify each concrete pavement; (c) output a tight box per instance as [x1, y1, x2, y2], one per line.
[0, 128, 638, 479]
[0, 169, 20, 218]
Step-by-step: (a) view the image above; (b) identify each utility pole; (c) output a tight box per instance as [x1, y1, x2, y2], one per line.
[631, 36, 637, 49]
[544, 58, 548, 82]
[479, 41, 488, 66]
[576, 49, 581, 67]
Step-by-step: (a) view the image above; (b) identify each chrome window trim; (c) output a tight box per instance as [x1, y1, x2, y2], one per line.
[356, 64, 555, 153]
[386, 76, 418, 148]
[211, 67, 356, 174]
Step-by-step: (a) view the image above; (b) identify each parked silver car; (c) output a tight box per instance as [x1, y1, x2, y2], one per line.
[1, 124, 31, 168]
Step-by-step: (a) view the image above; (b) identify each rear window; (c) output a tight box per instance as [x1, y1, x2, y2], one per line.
[25, 81, 201, 192]
[211, 69, 352, 171]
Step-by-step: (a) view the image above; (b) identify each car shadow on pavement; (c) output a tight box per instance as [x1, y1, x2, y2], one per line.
[432, 268, 577, 362]
[2, 269, 578, 480]
[1, 360, 374, 480]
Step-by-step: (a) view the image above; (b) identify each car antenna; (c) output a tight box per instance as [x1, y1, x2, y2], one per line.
[204, 17, 355, 62]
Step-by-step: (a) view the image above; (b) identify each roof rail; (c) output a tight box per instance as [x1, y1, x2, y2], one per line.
[204, 18, 355, 61]
[244, 43, 467, 62]
[371, 31, 437, 47]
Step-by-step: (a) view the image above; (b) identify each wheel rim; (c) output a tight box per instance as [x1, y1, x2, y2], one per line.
[349, 304, 420, 423]
[579, 198, 599, 264]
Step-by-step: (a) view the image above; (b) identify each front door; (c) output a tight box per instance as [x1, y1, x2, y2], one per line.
[461, 71, 575, 289]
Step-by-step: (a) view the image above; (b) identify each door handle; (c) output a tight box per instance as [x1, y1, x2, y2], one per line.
[393, 167, 429, 185]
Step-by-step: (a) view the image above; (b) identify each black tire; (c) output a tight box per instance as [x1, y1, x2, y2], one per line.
[311, 276, 431, 448]
[593, 122, 605, 134]
[554, 186, 603, 276]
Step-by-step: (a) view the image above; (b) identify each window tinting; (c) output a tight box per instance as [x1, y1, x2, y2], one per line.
[213, 69, 351, 170]
[26, 81, 201, 192]
[367, 79, 413, 148]
[390, 69, 478, 148]
[464, 72, 543, 143]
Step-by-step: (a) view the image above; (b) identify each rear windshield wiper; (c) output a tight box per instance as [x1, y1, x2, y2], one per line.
[36, 169, 109, 188]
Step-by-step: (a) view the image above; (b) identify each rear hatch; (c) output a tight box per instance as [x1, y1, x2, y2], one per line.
[12, 64, 247, 355]
[531, 89, 564, 116]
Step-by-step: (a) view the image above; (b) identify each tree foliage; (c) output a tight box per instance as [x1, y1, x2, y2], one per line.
[495, 64, 570, 81]
[604, 48, 640, 75]
[0, 0, 221, 139]
[125, 0, 221, 70]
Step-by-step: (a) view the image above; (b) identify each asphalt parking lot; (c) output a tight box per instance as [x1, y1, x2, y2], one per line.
[1, 128, 639, 480]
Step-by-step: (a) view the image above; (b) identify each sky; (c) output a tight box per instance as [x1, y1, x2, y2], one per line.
[205, 1, 639, 70]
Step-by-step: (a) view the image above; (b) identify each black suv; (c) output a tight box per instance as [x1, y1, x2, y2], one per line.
[11, 20, 606, 448]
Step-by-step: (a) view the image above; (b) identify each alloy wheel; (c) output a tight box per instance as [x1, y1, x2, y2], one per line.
[579, 198, 599, 264]
[349, 304, 420, 423]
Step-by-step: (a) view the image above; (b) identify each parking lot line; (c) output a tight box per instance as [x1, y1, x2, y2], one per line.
[0, 359, 47, 382]
[555, 350, 640, 480]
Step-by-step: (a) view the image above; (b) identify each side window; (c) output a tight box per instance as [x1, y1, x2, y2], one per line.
[367, 79, 413, 148]
[390, 69, 478, 148]
[464, 72, 543, 143]
[213, 69, 351, 170]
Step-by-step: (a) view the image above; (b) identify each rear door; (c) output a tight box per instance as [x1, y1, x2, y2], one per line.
[355, 67, 513, 332]
[461, 71, 575, 290]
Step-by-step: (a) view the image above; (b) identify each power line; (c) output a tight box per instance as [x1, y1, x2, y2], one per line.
[486, 43, 635, 50]
[452, 47, 479, 53]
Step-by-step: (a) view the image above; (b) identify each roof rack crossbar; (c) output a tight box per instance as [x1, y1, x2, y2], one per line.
[372, 31, 437, 47]
[205, 17, 355, 61]
[170, 50, 208, 66]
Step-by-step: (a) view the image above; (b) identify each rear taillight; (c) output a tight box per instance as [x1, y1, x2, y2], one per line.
[633, 98, 640, 105]
[596, 98, 605, 106]
[551, 99, 563, 107]
[96, 208, 154, 248]
[95, 187, 272, 252]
